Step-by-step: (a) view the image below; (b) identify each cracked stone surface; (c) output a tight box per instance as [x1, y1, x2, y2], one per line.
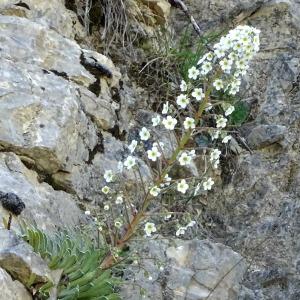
[121, 239, 246, 300]
[169, 1, 300, 299]
[0, 14, 120, 175]
[0, 267, 32, 300]
[0, 152, 84, 232]
[0, 229, 53, 286]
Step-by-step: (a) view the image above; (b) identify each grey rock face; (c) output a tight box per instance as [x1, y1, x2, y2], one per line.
[51, 131, 152, 202]
[0, 152, 84, 232]
[0, 0, 84, 39]
[170, 1, 300, 299]
[0, 15, 120, 174]
[246, 125, 287, 149]
[0, 229, 53, 286]
[122, 239, 246, 300]
[0, 268, 32, 300]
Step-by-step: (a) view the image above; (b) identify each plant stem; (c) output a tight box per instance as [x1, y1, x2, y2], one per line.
[100, 86, 213, 269]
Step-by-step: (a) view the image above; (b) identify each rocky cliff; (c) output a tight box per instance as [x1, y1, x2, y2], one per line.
[0, 0, 299, 299]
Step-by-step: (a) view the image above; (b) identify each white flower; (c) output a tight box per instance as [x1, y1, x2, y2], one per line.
[213, 79, 224, 91]
[124, 155, 136, 170]
[203, 178, 214, 191]
[177, 179, 189, 194]
[147, 146, 161, 162]
[189, 149, 196, 158]
[164, 173, 172, 183]
[186, 220, 196, 227]
[128, 140, 138, 153]
[219, 58, 233, 73]
[213, 159, 220, 169]
[210, 149, 221, 162]
[164, 214, 172, 220]
[197, 53, 208, 65]
[229, 52, 237, 61]
[222, 135, 232, 143]
[216, 116, 227, 128]
[211, 130, 220, 140]
[191, 88, 205, 101]
[152, 115, 161, 127]
[176, 94, 190, 109]
[180, 80, 187, 92]
[176, 227, 186, 236]
[198, 52, 214, 65]
[188, 66, 200, 80]
[225, 105, 235, 116]
[85, 210, 91, 216]
[150, 186, 161, 197]
[148, 276, 153, 281]
[104, 204, 110, 210]
[162, 116, 177, 130]
[101, 186, 110, 194]
[178, 152, 192, 166]
[104, 170, 114, 183]
[206, 52, 214, 61]
[139, 127, 150, 141]
[183, 117, 195, 130]
[115, 196, 123, 204]
[214, 48, 225, 58]
[159, 266, 164, 271]
[98, 226, 103, 232]
[236, 59, 247, 70]
[162, 101, 169, 114]
[114, 220, 122, 228]
[229, 86, 239, 95]
[144, 222, 157, 237]
[201, 61, 212, 75]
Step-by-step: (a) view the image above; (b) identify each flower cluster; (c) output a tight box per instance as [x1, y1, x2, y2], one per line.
[91, 25, 260, 247]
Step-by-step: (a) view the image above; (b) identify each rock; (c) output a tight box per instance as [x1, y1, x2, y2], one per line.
[246, 124, 287, 149]
[166, 240, 246, 300]
[0, 229, 53, 286]
[141, 0, 171, 24]
[0, 0, 85, 39]
[0, 15, 121, 174]
[169, 1, 300, 299]
[79, 87, 118, 131]
[0, 152, 84, 232]
[52, 132, 152, 202]
[122, 239, 246, 300]
[0, 268, 32, 300]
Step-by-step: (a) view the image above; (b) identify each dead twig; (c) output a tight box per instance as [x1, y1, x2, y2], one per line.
[168, 0, 213, 51]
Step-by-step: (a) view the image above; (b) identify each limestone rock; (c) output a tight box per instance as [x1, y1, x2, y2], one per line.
[141, 0, 171, 24]
[0, 0, 85, 39]
[0, 268, 32, 300]
[0, 15, 121, 174]
[0, 152, 84, 232]
[170, 1, 300, 299]
[0, 229, 53, 286]
[52, 132, 152, 202]
[246, 124, 287, 149]
[122, 239, 246, 300]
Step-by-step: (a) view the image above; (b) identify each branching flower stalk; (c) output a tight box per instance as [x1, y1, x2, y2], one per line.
[95, 25, 261, 269]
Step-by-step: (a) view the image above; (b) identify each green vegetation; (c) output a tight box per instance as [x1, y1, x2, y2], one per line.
[20, 225, 120, 300]
[229, 101, 250, 125]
